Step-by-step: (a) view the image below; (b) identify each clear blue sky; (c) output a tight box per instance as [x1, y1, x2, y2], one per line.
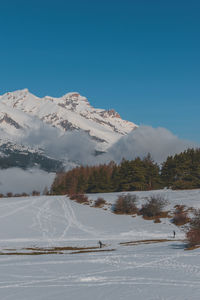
[0, 0, 199, 142]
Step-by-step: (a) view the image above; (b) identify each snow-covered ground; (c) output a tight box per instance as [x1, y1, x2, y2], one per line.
[0, 189, 200, 299]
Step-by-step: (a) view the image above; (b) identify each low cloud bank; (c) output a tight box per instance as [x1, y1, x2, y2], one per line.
[1, 125, 198, 194]
[22, 123, 199, 165]
[0, 168, 55, 194]
[23, 123, 97, 165]
[105, 126, 198, 164]
[23, 123, 198, 166]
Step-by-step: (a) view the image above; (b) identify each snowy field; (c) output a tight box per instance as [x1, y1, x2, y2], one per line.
[0, 189, 200, 299]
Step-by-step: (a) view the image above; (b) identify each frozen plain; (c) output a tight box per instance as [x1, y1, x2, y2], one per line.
[0, 189, 200, 299]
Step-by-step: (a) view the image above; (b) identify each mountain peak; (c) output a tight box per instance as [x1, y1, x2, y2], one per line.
[62, 92, 89, 104]
[58, 92, 91, 112]
[20, 88, 29, 93]
[62, 92, 80, 98]
[8, 88, 30, 95]
[1, 88, 33, 101]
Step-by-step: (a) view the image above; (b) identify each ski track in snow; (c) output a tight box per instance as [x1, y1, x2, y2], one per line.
[0, 251, 200, 293]
[0, 251, 200, 299]
[0, 196, 103, 248]
[30, 197, 103, 242]
[60, 198, 103, 238]
[0, 198, 38, 220]
[0, 244, 200, 290]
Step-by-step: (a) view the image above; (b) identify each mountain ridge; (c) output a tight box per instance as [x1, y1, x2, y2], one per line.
[0, 89, 138, 171]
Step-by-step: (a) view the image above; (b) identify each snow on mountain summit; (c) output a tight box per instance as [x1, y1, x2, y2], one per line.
[0, 89, 137, 147]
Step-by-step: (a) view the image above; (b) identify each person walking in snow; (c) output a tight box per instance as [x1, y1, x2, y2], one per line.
[173, 230, 176, 238]
[98, 240, 103, 248]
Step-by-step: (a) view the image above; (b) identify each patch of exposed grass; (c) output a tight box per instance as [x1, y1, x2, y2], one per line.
[0, 245, 101, 256]
[71, 249, 115, 254]
[185, 244, 200, 251]
[23, 246, 99, 252]
[0, 251, 62, 255]
[120, 239, 173, 246]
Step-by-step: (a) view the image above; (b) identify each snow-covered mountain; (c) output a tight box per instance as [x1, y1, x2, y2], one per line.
[0, 89, 137, 145]
[0, 89, 137, 170]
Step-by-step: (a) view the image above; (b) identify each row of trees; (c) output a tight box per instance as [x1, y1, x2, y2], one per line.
[51, 154, 161, 195]
[51, 148, 200, 195]
[162, 148, 200, 189]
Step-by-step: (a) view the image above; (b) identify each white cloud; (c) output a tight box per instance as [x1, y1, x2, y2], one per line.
[105, 125, 198, 163]
[0, 168, 55, 194]
[22, 123, 97, 165]
[22, 123, 199, 165]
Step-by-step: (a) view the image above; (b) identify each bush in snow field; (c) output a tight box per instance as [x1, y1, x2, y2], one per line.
[32, 190, 40, 196]
[139, 195, 168, 218]
[186, 209, 200, 247]
[94, 197, 106, 208]
[6, 192, 13, 198]
[69, 193, 89, 204]
[113, 194, 138, 214]
[172, 205, 190, 226]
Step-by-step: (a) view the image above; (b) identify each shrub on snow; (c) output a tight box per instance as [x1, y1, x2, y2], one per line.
[140, 195, 168, 218]
[113, 194, 138, 214]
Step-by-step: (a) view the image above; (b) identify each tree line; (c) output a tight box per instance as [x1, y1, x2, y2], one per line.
[51, 148, 200, 195]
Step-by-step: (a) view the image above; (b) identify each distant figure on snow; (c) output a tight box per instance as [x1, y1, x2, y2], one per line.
[173, 230, 176, 238]
[98, 240, 103, 248]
